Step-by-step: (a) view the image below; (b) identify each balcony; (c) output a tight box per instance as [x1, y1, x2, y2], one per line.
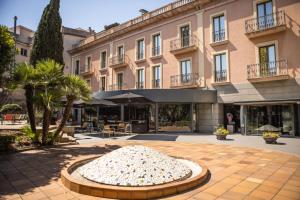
[170, 35, 198, 55]
[212, 70, 229, 86]
[109, 54, 129, 68]
[136, 81, 144, 89]
[170, 73, 199, 88]
[247, 59, 289, 83]
[245, 11, 286, 38]
[80, 66, 93, 77]
[151, 47, 162, 59]
[109, 83, 127, 91]
[211, 29, 228, 47]
[152, 79, 161, 88]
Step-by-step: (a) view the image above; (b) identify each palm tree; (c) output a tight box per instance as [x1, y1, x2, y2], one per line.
[54, 75, 91, 139]
[34, 59, 64, 145]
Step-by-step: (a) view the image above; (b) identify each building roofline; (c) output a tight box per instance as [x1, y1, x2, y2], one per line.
[69, 0, 213, 55]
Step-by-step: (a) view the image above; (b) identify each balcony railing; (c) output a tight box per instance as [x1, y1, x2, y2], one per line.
[80, 65, 93, 76]
[136, 52, 145, 61]
[247, 59, 288, 80]
[245, 11, 286, 34]
[170, 73, 199, 87]
[213, 29, 225, 43]
[109, 83, 127, 91]
[136, 81, 144, 89]
[109, 54, 129, 67]
[152, 79, 161, 88]
[170, 35, 198, 54]
[100, 60, 106, 69]
[214, 70, 227, 83]
[152, 46, 161, 57]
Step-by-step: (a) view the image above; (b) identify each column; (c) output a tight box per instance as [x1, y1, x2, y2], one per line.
[155, 103, 159, 133]
[190, 103, 194, 133]
[120, 104, 124, 121]
[240, 105, 247, 135]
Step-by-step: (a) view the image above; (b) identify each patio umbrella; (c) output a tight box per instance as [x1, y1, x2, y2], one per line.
[73, 98, 117, 107]
[104, 92, 152, 121]
[255, 124, 280, 132]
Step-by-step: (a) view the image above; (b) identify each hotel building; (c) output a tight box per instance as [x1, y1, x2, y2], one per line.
[69, 0, 300, 136]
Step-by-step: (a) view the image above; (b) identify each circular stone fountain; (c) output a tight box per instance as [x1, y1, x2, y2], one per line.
[61, 145, 208, 199]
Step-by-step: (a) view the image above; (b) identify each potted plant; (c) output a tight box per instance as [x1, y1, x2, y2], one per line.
[262, 131, 280, 144]
[214, 126, 229, 140]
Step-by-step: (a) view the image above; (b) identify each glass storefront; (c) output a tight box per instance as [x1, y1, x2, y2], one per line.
[245, 104, 295, 136]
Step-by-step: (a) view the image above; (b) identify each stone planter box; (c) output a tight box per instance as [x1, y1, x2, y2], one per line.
[216, 135, 227, 140]
[263, 137, 278, 144]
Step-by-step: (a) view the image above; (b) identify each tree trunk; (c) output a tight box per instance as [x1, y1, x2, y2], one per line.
[41, 106, 51, 145]
[25, 85, 37, 141]
[54, 98, 74, 139]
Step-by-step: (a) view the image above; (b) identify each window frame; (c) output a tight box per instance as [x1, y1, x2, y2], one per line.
[136, 67, 145, 89]
[151, 32, 162, 57]
[136, 37, 145, 61]
[150, 63, 162, 89]
[100, 50, 107, 69]
[212, 50, 230, 83]
[210, 11, 228, 44]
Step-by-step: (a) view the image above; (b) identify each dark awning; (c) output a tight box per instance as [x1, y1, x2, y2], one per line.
[73, 97, 117, 107]
[104, 92, 152, 103]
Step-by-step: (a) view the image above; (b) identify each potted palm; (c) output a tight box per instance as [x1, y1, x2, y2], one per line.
[214, 126, 229, 140]
[262, 131, 280, 144]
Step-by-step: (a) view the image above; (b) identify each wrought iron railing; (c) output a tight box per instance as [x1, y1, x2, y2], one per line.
[245, 11, 286, 33]
[214, 70, 227, 83]
[170, 35, 198, 51]
[80, 65, 92, 74]
[247, 59, 288, 79]
[109, 83, 127, 91]
[100, 60, 106, 69]
[136, 81, 144, 89]
[152, 46, 161, 57]
[170, 73, 199, 87]
[109, 54, 128, 66]
[213, 29, 225, 42]
[152, 79, 160, 88]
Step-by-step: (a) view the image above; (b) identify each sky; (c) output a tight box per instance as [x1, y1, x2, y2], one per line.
[0, 0, 173, 32]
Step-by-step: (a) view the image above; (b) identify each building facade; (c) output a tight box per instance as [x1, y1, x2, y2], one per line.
[69, 0, 300, 135]
[2, 25, 90, 107]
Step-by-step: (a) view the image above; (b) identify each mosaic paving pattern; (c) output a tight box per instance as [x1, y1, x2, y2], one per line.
[0, 141, 300, 200]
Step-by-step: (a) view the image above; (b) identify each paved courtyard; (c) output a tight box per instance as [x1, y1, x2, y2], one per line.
[1, 140, 300, 200]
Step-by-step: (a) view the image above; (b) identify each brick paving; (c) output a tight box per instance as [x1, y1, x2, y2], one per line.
[0, 141, 300, 200]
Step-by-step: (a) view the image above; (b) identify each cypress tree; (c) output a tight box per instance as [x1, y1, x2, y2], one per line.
[26, 0, 64, 135]
[30, 0, 64, 66]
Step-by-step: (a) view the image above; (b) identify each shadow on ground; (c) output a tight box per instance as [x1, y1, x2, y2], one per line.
[128, 134, 179, 141]
[0, 144, 121, 197]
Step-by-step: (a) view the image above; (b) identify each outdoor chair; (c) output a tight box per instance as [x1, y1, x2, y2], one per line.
[76, 122, 89, 133]
[102, 125, 114, 138]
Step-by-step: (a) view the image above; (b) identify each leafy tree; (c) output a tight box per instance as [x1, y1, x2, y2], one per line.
[26, 0, 64, 135]
[54, 75, 91, 139]
[0, 104, 21, 114]
[0, 25, 15, 89]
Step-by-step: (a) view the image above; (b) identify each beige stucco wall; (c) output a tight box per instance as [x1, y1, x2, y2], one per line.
[202, 0, 300, 103]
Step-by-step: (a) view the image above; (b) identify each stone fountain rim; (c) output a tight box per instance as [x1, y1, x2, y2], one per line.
[61, 155, 209, 199]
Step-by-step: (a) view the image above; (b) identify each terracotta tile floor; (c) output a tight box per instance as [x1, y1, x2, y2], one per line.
[1, 141, 300, 200]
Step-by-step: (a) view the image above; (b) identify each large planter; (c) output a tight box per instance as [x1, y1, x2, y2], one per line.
[263, 137, 277, 144]
[216, 135, 227, 140]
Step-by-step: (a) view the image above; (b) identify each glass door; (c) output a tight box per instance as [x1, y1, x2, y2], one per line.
[259, 44, 276, 77]
[180, 25, 190, 47]
[257, 1, 273, 30]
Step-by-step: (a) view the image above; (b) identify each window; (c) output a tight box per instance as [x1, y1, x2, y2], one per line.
[152, 65, 161, 88]
[86, 56, 91, 71]
[137, 39, 144, 60]
[75, 60, 80, 75]
[136, 69, 144, 89]
[214, 53, 227, 82]
[20, 48, 27, 57]
[180, 59, 191, 83]
[117, 73, 123, 90]
[100, 77, 105, 91]
[117, 45, 124, 63]
[257, 0, 273, 30]
[213, 15, 225, 42]
[100, 51, 107, 69]
[259, 44, 276, 76]
[152, 34, 161, 56]
[180, 25, 190, 47]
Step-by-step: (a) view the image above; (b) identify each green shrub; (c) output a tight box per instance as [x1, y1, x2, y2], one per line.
[262, 131, 280, 139]
[0, 104, 22, 114]
[0, 135, 15, 151]
[214, 126, 229, 136]
[21, 125, 37, 142]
